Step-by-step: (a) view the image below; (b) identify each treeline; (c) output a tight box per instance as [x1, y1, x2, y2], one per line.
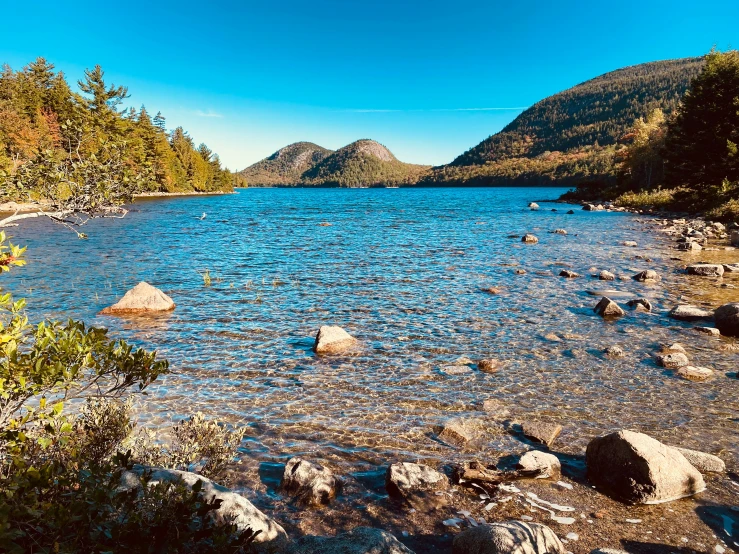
[566, 49, 739, 220]
[0, 58, 242, 200]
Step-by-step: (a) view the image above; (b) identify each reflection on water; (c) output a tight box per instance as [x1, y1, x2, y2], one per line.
[3, 188, 738, 481]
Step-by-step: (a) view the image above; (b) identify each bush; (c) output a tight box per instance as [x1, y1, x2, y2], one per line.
[614, 188, 677, 209]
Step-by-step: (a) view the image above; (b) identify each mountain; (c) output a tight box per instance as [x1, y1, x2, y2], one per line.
[421, 57, 705, 187]
[240, 142, 333, 186]
[241, 139, 429, 187]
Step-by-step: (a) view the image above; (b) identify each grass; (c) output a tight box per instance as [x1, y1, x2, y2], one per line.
[613, 188, 677, 209]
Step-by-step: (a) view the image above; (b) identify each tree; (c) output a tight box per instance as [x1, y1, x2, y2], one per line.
[620, 108, 667, 189]
[664, 48, 739, 198]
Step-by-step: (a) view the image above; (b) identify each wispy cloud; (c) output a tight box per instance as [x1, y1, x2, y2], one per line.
[344, 107, 528, 113]
[194, 110, 224, 118]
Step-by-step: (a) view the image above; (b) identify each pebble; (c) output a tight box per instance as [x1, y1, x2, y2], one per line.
[625, 519, 642, 524]
[565, 532, 579, 541]
[557, 481, 574, 490]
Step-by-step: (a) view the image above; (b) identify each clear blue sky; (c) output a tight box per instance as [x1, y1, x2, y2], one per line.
[2, 1, 737, 170]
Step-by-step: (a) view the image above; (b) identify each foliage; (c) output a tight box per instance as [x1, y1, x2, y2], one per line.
[0, 58, 239, 208]
[618, 108, 668, 190]
[0, 233, 253, 553]
[613, 187, 678, 209]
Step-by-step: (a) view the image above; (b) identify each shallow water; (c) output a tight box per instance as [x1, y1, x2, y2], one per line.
[3, 187, 738, 483]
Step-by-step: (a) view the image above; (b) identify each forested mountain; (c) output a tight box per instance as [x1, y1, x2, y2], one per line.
[0, 58, 241, 201]
[240, 142, 332, 186]
[240, 139, 429, 187]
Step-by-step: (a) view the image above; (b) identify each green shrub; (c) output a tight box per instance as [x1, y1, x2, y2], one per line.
[614, 188, 677, 209]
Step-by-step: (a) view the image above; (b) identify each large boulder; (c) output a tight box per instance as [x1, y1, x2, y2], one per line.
[289, 527, 415, 554]
[452, 521, 565, 554]
[686, 264, 725, 277]
[585, 430, 706, 504]
[715, 303, 739, 337]
[120, 466, 288, 552]
[669, 305, 714, 321]
[594, 297, 625, 318]
[313, 326, 357, 354]
[281, 457, 339, 506]
[100, 282, 175, 315]
[385, 462, 449, 510]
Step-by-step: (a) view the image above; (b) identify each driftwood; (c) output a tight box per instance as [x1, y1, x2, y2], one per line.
[453, 460, 544, 495]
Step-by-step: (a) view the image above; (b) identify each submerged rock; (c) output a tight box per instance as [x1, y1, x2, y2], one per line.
[672, 447, 726, 473]
[435, 417, 482, 446]
[313, 326, 357, 354]
[290, 527, 415, 554]
[385, 462, 449, 510]
[100, 281, 175, 315]
[585, 429, 706, 504]
[552, 228, 567, 235]
[632, 270, 660, 282]
[281, 457, 339, 507]
[559, 269, 580, 278]
[517, 450, 561, 479]
[686, 264, 725, 277]
[603, 345, 625, 358]
[598, 270, 615, 281]
[669, 305, 714, 321]
[522, 421, 562, 447]
[622, 240, 638, 247]
[521, 234, 539, 244]
[452, 521, 565, 554]
[120, 466, 288, 552]
[567, 209, 575, 214]
[594, 297, 625, 318]
[477, 358, 501, 373]
[715, 302, 739, 337]
[626, 298, 652, 312]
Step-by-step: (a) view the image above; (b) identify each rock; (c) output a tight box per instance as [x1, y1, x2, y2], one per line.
[662, 343, 687, 354]
[594, 297, 625, 318]
[622, 241, 638, 247]
[290, 527, 415, 554]
[522, 421, 562, 447]
[482, 286, 502, 294]
[598, 270, 615, 281]
[435, 417, 481, 446]
[559, 269, 580, 278]
[281, 457, 339, 506]
[567, 209, 575, 214]
[603, 345, 625, 358]
[517, 451, 561, 479]
[522, 234, 539, 244]
[585, 429, 706, 504]
[687, 264, 725, 277]
[677, 241, 702, 251]
[440, 364, 474, 376]
[529, 202, 540, 210]
[676, 366, 713, 381]
[100, 281, 175, 315]
[694, 326, 721, 336]
[731, 229, 739, 246]
[514, 269, 527, 275]
[480, 399, 511, 417]
[452, 521, 566, 554]
[669, 305, 714, 321]
[626, 298, 652, 312]
[655, 351, 689, 369]
[120, 466, 288, 551]
[632, 270, 660, 282]
[723, 263, 739, 272]
[672, 447, 726, 473]
[583, 204, 604, 212]
[553, 228, 567, 235]
[715, 303, 739, 337]
[478, 358, 500, 373]
[385, 462, 449, 510]
[313, 326, 357, 354]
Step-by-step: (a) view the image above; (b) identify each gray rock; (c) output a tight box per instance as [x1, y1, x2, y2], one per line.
[694, 326, 721, 336]
[715, 302, 739, 337]
[313, 326, 357, 354]
[522, 234, 539, 244]
[290, 527, 415, 554]
[281, 457, 339, 506]
[672, 447, 726, 473]
[477, 358, 500, 373]
[385, 462, 449, 510]
[553, 228, 567, 235]
[655, 351, 689, 369]
[100, 281, 175, 315]
[598, 270, 616, 281]
[559, 269, 580, 278]
[686, 264, 725, 277]
[662, 343, 687, 354]
[585, 429, 706, 504]
[522, 421, 562, 447]
[120, 466, 288, 552]
[677, 241, 702, 251]
[435, 417, 482, 446]
[622, 241, 638, 247]
[594, 297, 625, 318]
[517, 450, 561, 479]
[452, 521, 565, 554]
[603, 345, 625, 358]
[669, 305, 714, 321]
[675, 365, 713, 381]
[626, 298, 652, 312]
[632, 270, 660, 282]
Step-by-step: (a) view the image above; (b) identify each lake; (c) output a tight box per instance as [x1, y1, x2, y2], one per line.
[3, 187, 737, 487]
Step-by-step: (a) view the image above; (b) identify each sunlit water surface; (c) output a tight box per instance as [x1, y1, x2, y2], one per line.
[4, 188, 738, 484]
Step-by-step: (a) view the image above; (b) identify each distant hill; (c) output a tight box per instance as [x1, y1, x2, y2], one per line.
[240, 142, 333, 186]
[241, 139, 430, 187]
[421, 57, 705, 187]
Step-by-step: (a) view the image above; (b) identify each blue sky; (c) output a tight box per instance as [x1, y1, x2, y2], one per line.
[2, 1, 737, 170]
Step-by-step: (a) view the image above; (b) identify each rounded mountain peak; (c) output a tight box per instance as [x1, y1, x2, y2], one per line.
[341, 139, 396, 162]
